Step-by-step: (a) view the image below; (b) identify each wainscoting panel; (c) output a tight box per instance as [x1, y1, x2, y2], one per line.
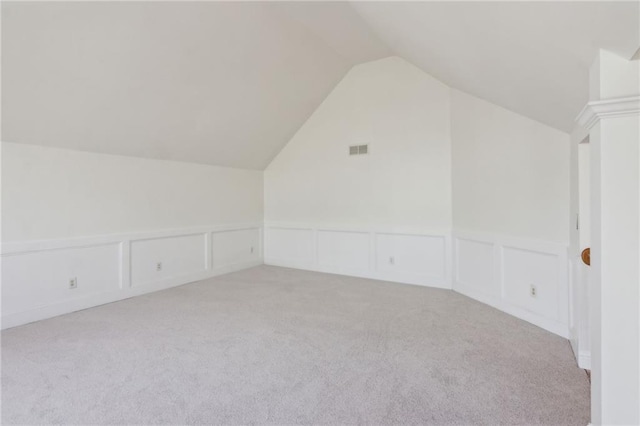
[376, 233, 445, 282]
[454, 238, 496, 298]
[264, 223, 451, 289]
[453, 230, 569, 338]
[317, 230, 370, 273]
[3, 223, 570, 338]
[264, 227, 314, 268]
[131, 233, 208, 287]
[1, 223, 262, 329]
[2, 243, 122, 317]
[502, 247, 559, 320]
[212, 228, 261, 271]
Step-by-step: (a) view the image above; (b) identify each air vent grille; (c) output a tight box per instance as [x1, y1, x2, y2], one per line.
[349, 144, 369, 156]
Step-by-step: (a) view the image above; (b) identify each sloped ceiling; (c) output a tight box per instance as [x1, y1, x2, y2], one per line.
[352, 1, 640, 133]
[2, 1, 639, 169]
[1, 1, 389, 169]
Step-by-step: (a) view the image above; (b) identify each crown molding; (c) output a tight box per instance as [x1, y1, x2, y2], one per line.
[576, 96, 640, 130]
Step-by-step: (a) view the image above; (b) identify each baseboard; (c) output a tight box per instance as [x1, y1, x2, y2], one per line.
[578, 351, 591, 370]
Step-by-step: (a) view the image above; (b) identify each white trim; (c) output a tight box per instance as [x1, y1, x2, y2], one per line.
[576, 96, 640, 130]
[578, 351, 592, 370]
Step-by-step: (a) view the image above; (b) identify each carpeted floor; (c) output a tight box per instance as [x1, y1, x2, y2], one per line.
[2, 266, 590, 425]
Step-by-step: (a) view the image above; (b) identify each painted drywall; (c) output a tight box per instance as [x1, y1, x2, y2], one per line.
[265, 56, 452, 231]
[1, 142, 263, 242]
[590, 49, 640, 101]
[2, 2, 382, 169]
[451, 89, 571, 244]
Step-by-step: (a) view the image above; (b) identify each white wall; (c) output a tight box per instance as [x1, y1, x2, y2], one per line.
[1, 142, 264, 328]
[1, 2, 367, 170]
[451, 89, 570, 243]
[264, 57, 453, 288]
[2, 142, 263, 241]
[265, 56, 451, 231]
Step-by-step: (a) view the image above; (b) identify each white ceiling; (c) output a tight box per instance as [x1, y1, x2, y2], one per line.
[1, 2, 388, 169]
[2, 1, 639, 169]
[351, 1, 640, 133]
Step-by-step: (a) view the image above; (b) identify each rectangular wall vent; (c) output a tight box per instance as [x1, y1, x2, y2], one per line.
[349, 145, 369, 156]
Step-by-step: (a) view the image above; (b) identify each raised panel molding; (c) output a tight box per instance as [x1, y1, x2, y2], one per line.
[264, 227, 314, 268]
[2, 243, 122, 316]
[317, 230, 370, 273]
[263, 223, 452, 289]
[453, 230, 569, 338]
[376, 233, 446, 281]
[502, 246, 559, 320]
[212, 228, 261, 272]
[454, 238, 496, 298]
[131, 233, 208, 287]
[1, 223, 262, 329]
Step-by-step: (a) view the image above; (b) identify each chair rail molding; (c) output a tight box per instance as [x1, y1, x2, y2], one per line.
[576, 96, 640, 130]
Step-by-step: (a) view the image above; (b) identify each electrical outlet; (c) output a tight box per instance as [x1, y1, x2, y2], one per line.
[530, 284, 537, 298]
[156, 262, 162, 272]
[389, 256, 395, 265]
[69, 277, 77, 289]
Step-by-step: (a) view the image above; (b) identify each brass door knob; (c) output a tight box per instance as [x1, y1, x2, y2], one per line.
[581, 248, 590, 266]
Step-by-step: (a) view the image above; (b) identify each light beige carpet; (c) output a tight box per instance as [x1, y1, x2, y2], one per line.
[2, 265, 590, 425]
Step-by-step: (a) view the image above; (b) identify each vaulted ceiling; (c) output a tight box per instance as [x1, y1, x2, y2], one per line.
[351, 1, 640, 134]
[1, 2, 389, 169]
[2, 1, 638, 169]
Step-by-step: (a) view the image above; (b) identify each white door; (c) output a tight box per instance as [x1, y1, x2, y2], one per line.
[573, 138, 591, 369]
